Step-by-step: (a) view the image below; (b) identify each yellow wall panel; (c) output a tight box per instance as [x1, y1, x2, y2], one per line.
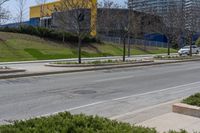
[30, 0, 97, 36]
[30, 1, 61, 18]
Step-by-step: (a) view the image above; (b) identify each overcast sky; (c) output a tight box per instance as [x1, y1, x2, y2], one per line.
[3, 0, 125, 22]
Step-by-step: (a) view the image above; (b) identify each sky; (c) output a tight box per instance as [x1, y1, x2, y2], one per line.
[3, 0, 125, 22]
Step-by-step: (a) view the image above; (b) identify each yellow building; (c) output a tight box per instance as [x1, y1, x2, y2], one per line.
[30, 0, 97, 36]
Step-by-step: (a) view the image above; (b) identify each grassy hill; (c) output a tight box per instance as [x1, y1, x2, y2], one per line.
[0, 32, 177, 62]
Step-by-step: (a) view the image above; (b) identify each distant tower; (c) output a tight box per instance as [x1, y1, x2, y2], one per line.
[184, 0, 200, 31]
[128, 0, 200, 31]
[128, 0, 185, 16]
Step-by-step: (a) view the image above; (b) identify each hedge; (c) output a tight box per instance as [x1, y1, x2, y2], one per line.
[182, 93, 200, 107]
[0, 26, 97, 43]
[0, 112, 188, 133]
[0, 112, 157, 133]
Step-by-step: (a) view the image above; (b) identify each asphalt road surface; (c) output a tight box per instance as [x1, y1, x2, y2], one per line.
[0, 61, 200, 124]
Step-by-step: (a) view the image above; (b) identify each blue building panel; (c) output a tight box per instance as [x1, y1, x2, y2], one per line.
[192, 33, 200, 42]
[144, 33, 168, 43]
[0, 18, 40, 28]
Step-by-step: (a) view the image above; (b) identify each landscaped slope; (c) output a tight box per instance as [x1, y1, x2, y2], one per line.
[0, 32, 177, 62]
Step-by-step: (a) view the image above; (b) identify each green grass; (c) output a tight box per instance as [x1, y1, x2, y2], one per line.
[0, 112, 187, 133]
[182, 93, 200, 107]
[0, 32, 177, 62]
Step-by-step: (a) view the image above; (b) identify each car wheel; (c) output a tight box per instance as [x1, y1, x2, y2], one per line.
[196, 51, 199, 54]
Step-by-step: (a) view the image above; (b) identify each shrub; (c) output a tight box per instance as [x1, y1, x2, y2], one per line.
[0, 112, 158, 133]
[0, 26, 97, 43]
[182, 93, 200, 107]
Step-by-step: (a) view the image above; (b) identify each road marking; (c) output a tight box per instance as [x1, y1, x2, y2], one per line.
[43, 81, 200, 117]
[110, 81, 200, 101]
[95, 75, 135, 82]
[109, 99, 179, 120]
[110, 87, 197, 120]
[67, 101, 105, 111]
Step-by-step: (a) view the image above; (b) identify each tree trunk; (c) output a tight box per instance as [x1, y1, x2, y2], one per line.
[62, 33, 65, 43]
[123, 37, 126, 62]
[167, 40, 171, 56]
[78, 36, 82, 64]
[190, 45, 192, 56]
[167, 43, 171, 56]
[189, 35, 192, 57]
[127, 35, 131, 57]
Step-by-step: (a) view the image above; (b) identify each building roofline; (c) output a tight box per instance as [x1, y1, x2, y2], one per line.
[30, 1, 60, 9]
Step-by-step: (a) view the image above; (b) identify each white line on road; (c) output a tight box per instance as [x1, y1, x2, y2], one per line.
[109, 87, 196, 120]
[43, 81, 200, 117]
[109, 99, 179, 120]
[111, 81, 200, 101]
[67, 101, 105, 111]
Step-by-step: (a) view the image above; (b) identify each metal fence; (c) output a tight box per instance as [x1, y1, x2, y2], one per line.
[99, 36, 168, 48]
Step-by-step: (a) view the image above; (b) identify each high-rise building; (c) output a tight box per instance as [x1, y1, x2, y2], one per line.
[128, 0, 200, 31]
[184, 0, 200, 30]
[128, 0, 185, 16]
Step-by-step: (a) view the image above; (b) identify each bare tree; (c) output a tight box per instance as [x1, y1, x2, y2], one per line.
[54, 0, 96, 64]
[35, 0, 47, 26]
[0, 0, 9, 6]
[158, 2, 185, 56]
[16, 0, 27, 25]
[98, 0, 129, 61]
[98, 0, 120, 8]
[184, 2, 200, 56]
[0, 0, 9, 25]
[117, 12, 129, 62]
[97, 0, 121, 36]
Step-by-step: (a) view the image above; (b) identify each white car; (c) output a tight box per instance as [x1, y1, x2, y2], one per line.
[178, 45, 199, 56]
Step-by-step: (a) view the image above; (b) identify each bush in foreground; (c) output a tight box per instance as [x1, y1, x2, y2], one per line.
[0, 112, 188, 133]
[182, 93, 200, 107]
[0, 112, 157, 133]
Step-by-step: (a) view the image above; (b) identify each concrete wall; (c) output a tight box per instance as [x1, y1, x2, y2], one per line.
[97, 8, 163, 38]
[52, 9, 91, 34]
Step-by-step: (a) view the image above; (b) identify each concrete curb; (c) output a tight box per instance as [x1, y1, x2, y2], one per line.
[0, 58, 200, 80]
[0, 69, 26, 74]
[45, 61, 154, 67]
[173, 103, 200, 118]
[0, 62, 160, 79]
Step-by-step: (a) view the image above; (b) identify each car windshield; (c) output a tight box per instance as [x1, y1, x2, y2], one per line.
[183, 46, 190, 49]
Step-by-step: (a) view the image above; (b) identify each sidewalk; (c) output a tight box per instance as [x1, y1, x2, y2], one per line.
[111, 99, 200, 133]
[0, 55, 156, 79]
[0, 55, 154, 73]
[138, 113, 200, 133]
[0, 54, 198, 79]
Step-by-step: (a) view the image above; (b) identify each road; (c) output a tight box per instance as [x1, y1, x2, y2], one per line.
[0, 61, 200, 124]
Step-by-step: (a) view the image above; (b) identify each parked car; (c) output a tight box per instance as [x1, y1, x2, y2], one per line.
[178, 45, 199, 56]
